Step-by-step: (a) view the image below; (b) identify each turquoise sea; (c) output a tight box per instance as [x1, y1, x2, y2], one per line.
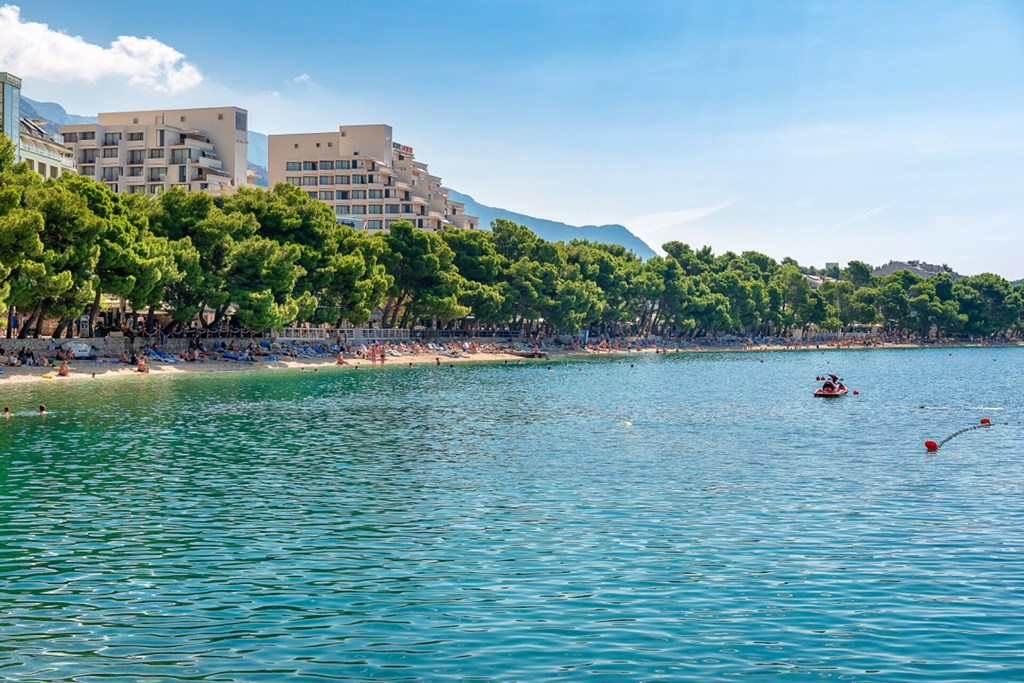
[1, 347, 1023, 681]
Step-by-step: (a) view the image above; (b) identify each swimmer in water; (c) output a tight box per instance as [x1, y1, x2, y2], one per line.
[38, 404, 47, 415]
[2, 406, 9, 418]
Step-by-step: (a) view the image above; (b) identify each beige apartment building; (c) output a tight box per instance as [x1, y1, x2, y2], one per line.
[60, 106, 248, 195]
[268, 124, 477, 232]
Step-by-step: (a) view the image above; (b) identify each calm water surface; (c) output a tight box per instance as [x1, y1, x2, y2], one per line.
[1, 348, 1023, 681]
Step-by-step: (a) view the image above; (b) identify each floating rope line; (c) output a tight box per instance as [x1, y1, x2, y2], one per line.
[925, 418, 992, 452]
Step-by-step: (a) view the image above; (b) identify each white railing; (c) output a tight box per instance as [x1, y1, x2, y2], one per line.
[275, 327, 410, 341]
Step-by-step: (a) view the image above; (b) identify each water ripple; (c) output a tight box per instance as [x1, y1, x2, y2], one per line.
[1, 348, 1023, 680]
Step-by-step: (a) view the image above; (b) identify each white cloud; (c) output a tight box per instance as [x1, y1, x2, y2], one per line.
[0, 4, 202, 93]
[293, 73, 312, 84]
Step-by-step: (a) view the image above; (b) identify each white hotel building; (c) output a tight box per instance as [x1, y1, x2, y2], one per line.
[60, 107, 249, 195]
[268, 124, 477, 232]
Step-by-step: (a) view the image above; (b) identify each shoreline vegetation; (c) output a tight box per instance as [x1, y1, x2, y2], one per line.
[2, 133, 1023, 364]
[2, 336, 1019, 386]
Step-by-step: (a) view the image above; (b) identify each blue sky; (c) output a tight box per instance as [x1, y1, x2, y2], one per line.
[5, 1, 1024, 277]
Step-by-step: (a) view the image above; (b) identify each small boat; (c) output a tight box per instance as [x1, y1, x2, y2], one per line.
[814, 374, 848, 398]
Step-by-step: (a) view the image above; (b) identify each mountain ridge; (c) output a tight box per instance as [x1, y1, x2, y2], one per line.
[447, 190, 657, 258]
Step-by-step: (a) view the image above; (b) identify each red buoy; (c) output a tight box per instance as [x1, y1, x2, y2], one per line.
[852, 390, 859, 395]
[980, 418, 991, 425]
[925, 440, 939, 452]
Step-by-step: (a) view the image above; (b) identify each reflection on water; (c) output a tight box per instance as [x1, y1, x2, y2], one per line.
[1, 348, 1023, 680]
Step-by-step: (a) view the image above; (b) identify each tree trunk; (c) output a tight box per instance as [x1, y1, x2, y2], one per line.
[87, 290, 102, 337]
[18, 306, 41, 339]
[52, 318, 68, 339]
[398, 305, 413, 330]
[381, 297, 395, 329]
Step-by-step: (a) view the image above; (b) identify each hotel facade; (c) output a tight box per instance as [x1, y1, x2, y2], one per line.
[60, 107, 249, 195]
[268, 124, 477, 232]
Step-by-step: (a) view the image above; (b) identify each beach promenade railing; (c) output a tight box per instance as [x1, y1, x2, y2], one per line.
[275, 327, 410, 342]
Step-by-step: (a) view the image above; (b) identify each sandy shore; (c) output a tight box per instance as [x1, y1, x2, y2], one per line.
[1, 341, 1017, 386]
[0, 351, 536, 385]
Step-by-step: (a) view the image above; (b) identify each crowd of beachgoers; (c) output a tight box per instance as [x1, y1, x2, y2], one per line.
[0, 331, 1016, 385]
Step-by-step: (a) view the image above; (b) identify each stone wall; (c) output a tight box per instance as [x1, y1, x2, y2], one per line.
[0, 336, 245, 358]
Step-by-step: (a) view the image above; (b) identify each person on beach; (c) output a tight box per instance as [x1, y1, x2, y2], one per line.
[57, 360, 70, 377]
[136, 357, 150, 374]
[337, 352, 348, 365]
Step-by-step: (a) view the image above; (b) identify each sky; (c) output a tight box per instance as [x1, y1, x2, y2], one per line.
[3, 0, 1023, 277]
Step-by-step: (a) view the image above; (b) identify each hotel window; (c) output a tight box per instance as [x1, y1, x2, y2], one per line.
[307, 191, 317, 199]
[80, 131, 95, 140]
[367, 174, 374, 183]
[285, 161, 301, 171]
[337, 160, 351, 169]
[103, 133, 121, 145]
[319, 190, 334, 200]
[79, 165, 95, 176]
[286, 176, 301, 186]
[350, 190, 366, 199]
[64, 132, 79, 142]
[402, 204, 412, 213]
[335, 175, 349, 184]
[102, 148, 118, 158]
[128, 167, 143, 177]
[319, 175, 332, 185]
[127, 132, 144, 141]
[351, 174, 366, 184]
[386, 204, 399, 214]
[369, 189, 383, 199]
[303, 161, 317, 171]
[180, 116, 186, 122]
[367, 220, 382, 229]
[301, 176, 318, 186]
[335, 205, 349, 215]
[148, 149, 165, 159]
[319, 160, 334, 170]
[335, 190, 348, 200]
[350, 205, 366, 215]
[368, 205, 383, 214]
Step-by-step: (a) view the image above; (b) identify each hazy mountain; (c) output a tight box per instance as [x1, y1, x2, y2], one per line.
[21, 96, 97, 136]
[448, 190, 657, 259]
